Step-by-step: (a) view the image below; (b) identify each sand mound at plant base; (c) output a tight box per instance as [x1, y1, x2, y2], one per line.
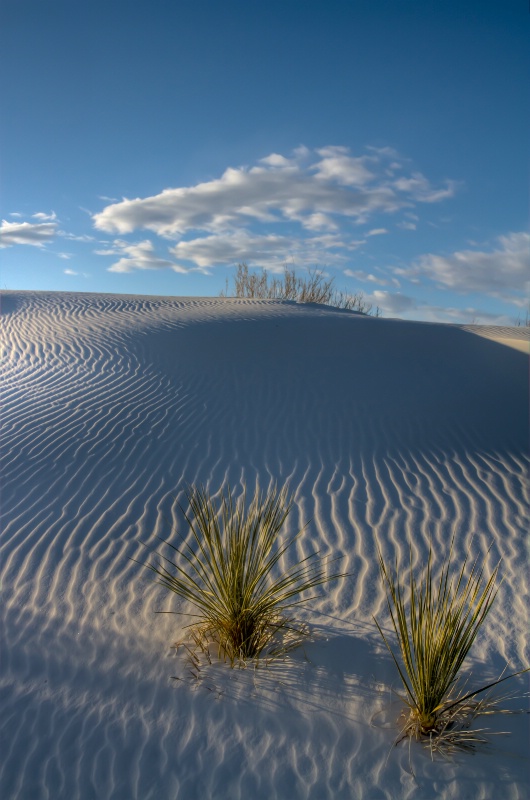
[1, 291, 528, 799]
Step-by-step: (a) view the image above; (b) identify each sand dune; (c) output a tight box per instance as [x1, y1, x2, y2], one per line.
[1, 291, 528, 799]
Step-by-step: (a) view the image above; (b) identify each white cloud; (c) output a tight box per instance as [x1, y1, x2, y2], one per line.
[64, 268, 90, 277]
[172, 230, 348, 271]
[90, 146, 461, 278]
[396, 303, 520, 326]
[366, 145, 401, 160]
[93, 167, 390, 237]
[344, 269, 389, 285]
[59, 231, 95, 242]
[360, 287, 523, 325]
[310, 233, 352, 249]
[398, 212, 419, 230]
[370, 290, 418, 313]
[429, 306, 512, 325]
[400, 232, 530, 300]
[301, 212, 338, 231]
[312, 146, 374, 186]
[394, 172, 457, 203]
[32, 211, 57, 221]
[259, 153, 293, 167]
[98, 239, 197, 274]
[342, 239, 367, 250]
[293, 145, 311, 159]
[92, 146, 455, 246]
[0, 219, 58, 247]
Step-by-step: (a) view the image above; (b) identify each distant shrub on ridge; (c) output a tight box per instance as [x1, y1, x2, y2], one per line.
[221, 263, 381, 316]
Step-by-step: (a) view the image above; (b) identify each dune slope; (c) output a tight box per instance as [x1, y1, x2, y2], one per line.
[1, 292, 528, 800]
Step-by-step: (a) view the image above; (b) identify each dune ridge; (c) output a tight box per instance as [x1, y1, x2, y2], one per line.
[1, 291, 528, 799]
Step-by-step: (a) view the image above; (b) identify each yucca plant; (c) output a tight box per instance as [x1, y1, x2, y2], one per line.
[374, 540, 529, 754]
[141, 483, 345, 665]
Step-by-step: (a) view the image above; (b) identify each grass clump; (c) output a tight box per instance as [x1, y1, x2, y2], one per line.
[221, 263, 381, 316]
[374, 540, 529, 756]
[142, 483, 345, 666]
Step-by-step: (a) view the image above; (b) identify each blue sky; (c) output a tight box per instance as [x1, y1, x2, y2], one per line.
[1, 0, 528, 323]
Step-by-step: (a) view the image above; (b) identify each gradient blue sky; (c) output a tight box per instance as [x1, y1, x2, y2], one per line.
[1, 0, 528, 323]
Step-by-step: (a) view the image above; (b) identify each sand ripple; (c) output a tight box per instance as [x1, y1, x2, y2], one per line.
[1, 292, 528, 799]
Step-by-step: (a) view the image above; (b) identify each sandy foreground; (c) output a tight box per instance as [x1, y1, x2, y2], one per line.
[0, 291, 528, 800]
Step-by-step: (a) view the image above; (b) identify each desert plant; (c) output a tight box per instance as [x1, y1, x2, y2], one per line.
[221, 263, 381, 316]
[141, 483, 345, 665]
[513, 305, 530, 327]
[374, 540, 529, 754]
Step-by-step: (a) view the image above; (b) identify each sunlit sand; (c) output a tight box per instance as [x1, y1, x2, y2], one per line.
[1, 291, 528, 799]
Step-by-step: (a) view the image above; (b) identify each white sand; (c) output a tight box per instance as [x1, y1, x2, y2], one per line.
[1, 291, 528, 800]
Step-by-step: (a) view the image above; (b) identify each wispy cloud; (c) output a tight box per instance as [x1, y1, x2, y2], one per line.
[398, 232, 530, 302]
[0, 218, 58, 247]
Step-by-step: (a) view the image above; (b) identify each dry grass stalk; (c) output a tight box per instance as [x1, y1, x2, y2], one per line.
[221, 263, 381, 315]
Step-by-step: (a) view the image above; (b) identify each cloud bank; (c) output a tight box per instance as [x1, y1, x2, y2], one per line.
[92, 146, 456, 273]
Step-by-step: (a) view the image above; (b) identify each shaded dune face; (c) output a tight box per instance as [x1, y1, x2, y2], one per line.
[1, 291, 528, 800]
